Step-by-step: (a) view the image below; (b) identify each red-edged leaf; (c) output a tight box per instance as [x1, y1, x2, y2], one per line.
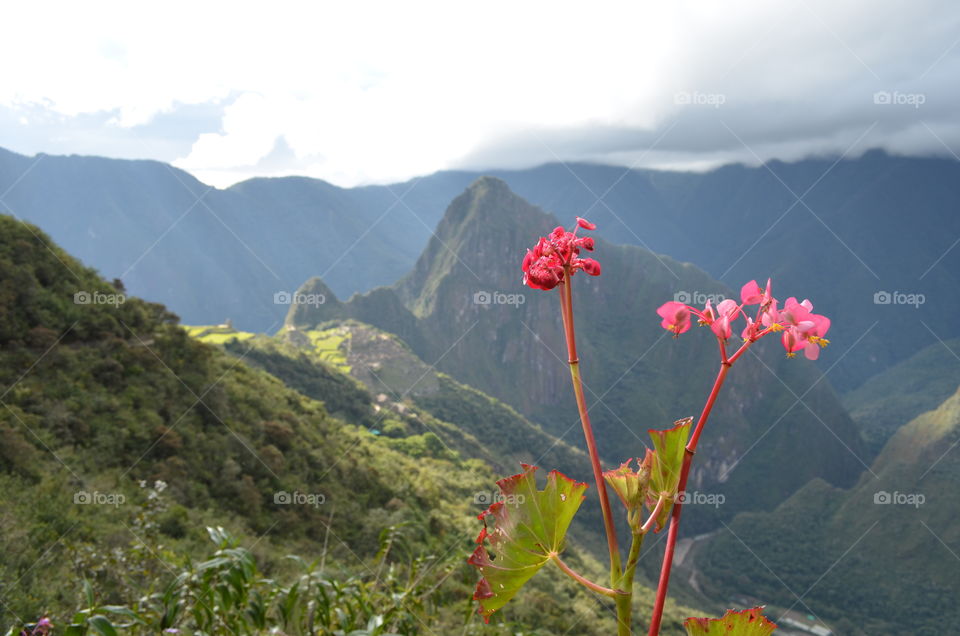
[603, 451, 653, 530]
[684, 607, 778, 635]
[468, 464, 587, 622]
[646, 417, 692, 531]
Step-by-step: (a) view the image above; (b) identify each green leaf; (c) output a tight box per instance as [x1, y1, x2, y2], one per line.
[82, 579, 95, 608]
[468, 464, 587, 622]
[647, 417, 692, 531]
[99, 606, 143, 625]
[86, 615, 118, 636]
[684, 607, 778, 635]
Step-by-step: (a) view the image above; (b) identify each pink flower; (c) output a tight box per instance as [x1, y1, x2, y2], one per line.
[23, 618, 52, 636]
[576, 217, 597, 230]
[710, 298, 740, 340]
[522, 220, 601, 290]
[657, 278, 831, 361]
[779, 297, 816, 331]
[657, 301, 692, 335]
[778, 297, 831, 359]
[700, 299, 716, 324]
[580, 257, 601, 276]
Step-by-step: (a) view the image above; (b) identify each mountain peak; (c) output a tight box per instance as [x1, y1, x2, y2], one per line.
[466, 175, 511, 195]
[395, 177, 555, 315]
[285, 277, 344, 327]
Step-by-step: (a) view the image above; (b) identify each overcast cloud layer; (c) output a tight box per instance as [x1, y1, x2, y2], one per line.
[2, 1, 958, 187]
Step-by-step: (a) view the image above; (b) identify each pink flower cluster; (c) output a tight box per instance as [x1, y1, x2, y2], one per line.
[522, 217, 601, 291]
[657, 279, 831, 359]
[20, 618, 52, 636]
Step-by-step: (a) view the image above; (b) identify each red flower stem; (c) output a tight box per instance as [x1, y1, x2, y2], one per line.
[647, 348, 734, 636]
[728, 332, 767, 365]
[551, 554, 620, 598]
[558, 272, 622, 585]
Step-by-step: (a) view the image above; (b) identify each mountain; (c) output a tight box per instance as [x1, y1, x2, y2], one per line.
[287, 177, 866, 537]
[844, 336, 960, 454]
[0, 147, 466, 331]
[5, 147, 959, 394]
[0, 214, 702, 634]
[696, 385, 960, 635]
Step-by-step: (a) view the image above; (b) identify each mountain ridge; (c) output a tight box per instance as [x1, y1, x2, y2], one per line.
[5, 144, 959, 394]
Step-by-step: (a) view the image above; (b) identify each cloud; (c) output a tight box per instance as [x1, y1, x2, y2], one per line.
[1, 0, 958, 186]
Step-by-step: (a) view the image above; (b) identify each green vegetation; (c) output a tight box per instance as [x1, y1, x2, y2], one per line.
[697, 387, 960, 635]
[223, 320, 605, 541]
[183, 324, 256, 345]
[844, 337, 960, 455]
[302, 327, 352, 371]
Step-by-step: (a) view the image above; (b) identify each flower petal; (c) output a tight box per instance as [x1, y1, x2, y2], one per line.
[741, 280, 763, 305]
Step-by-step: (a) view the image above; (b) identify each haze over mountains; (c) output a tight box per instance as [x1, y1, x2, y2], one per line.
[3, 146, 957, 395]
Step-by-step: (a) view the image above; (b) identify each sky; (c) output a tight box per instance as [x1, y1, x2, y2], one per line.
[2, 1, 958, 188]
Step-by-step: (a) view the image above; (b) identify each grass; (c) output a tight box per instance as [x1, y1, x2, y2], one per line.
[304, 327, 351, 371]
[182, 324, 256, 344]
